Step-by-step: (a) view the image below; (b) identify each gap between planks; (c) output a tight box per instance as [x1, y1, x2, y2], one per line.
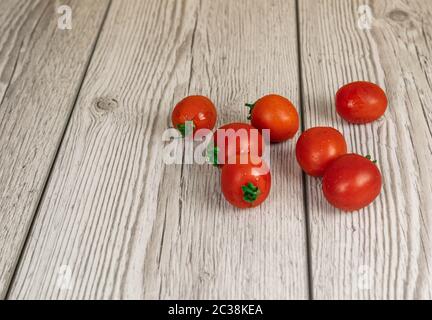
[295, 0, 314, 301]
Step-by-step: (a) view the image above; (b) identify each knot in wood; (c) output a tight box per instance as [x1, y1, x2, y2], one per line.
[95, 97, 119, 111]
[388, 9, 409, 22]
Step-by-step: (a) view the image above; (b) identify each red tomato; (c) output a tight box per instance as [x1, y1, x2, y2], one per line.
[212, 123, 264, 167]
[336, 81, 388, 124]
[296, 127, 347, 177]
[247, 94, 299, 143]
[172, 95, 217, 136]
[322, 154, 382, 211]
[221, 156, 271, 209]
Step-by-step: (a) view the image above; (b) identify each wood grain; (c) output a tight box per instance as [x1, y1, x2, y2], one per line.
[299, 0, 432, 299]
[8, 0, 309, 299]
[143, 0, 308, 300]
[0, 0, 110, 298]
[7, 0, 203, 299]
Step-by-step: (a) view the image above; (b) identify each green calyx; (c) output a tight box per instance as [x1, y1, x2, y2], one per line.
[177, 121, 195, 137]
[207, 146, 219, 167]
[242, 182, 261, 203]
[365, 155, 377, 164]
[245, 103, 255, 120]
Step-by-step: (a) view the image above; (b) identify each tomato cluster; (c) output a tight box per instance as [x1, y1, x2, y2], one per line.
[296, 81, 386, 211]
[172, 94, 298, 208]
[171, 81, 387, 212]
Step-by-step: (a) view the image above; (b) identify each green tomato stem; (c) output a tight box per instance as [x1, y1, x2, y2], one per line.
[177, 121, 195, 137]
[365, 154, 377, 164]
[245, 103, 255, 120]
[242, 182, 261, 203]
[207, 146, 219, 167]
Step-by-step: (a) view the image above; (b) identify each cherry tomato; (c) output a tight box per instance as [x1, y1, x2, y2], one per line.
[336, 81, 388, 124]
[247, 94, 299, 143]
[322, 154, 382, 211]
[221, 155, 271, 209]
[296, 127, 347, 177]
[172, 95, 217, 136]
[212, 123, 264, 167]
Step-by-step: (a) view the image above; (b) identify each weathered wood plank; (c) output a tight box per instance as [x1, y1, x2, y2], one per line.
[143, 0, 308, 299]
[0, 0, 110, 298]
[9, 0, 309, 299]
[8, 0, 201, 299]
[299, 0, 432, 299]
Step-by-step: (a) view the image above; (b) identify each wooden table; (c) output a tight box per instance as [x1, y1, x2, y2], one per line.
[0, 0, 431, 300]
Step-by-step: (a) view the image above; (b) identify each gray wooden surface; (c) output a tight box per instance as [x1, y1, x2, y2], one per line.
[0, 0, 110, 298]
[299, 0, 432, 299]
[0, 0, 431, 300]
